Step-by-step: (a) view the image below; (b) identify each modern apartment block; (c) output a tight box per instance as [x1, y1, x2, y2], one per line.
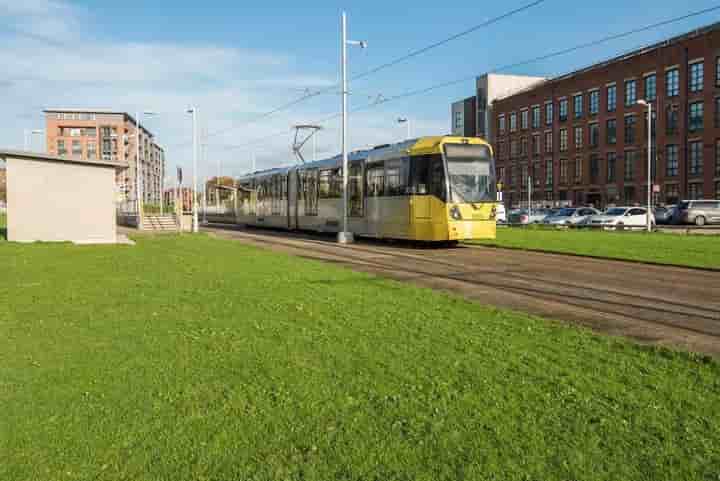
[44, 109, 166, 206]
[450, 74, 546, 139]
[490, 23, 720, 208]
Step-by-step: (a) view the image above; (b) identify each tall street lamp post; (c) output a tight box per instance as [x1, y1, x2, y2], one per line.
[187, 107, 199, 233]
[637, 99, 653, 233]
[338, 11, 367, 244]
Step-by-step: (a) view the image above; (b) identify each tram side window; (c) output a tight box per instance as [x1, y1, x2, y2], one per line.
[409, 155, 446, 201]
[366, 163, 385, 197]
[304, 170, 319, 215]
[349, 162, 364, 216]
[385, 160, 405, 196]
[319, 169, 332, 198]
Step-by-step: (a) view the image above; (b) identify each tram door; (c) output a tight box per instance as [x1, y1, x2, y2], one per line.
[287, 170, 298, 229]
[348, 161, 364, 217]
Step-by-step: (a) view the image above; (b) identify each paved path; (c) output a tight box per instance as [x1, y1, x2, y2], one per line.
[204, 224, 720, 356]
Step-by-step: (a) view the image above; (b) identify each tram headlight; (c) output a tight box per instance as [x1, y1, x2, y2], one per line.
[450, 205, 463, 220]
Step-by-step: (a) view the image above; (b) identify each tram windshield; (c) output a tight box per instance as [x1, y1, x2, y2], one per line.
[444, 143, 495, 203]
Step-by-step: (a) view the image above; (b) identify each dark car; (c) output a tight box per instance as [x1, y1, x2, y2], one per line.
[653, 205, 676, 225]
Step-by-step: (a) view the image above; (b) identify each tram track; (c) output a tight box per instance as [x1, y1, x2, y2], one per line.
[205, 224, 720, 355]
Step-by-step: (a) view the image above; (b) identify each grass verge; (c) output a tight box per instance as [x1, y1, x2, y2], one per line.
[471, 227, 720, 269]
[1, 234, 719, 480]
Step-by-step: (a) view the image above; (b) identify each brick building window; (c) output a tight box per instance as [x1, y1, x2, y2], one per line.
[590, 154, 600, 183]
[545, 103, 553, 125]
[666, 106, 679, 135]
[688, 182, 703, 200]
[510, 140, 518, 158]
[589, 90, 599, 115]
[666, 68, 679, 97]
[509, 166, 516, 186]
[666, 145, 679, 177]
[624, 79, 637, 107]
[57, 140, 66, 156]
[589, 123, 599, 147]
[689, 61, 704, 93]
[716, 139, 720, 177]
[560, 159, 568, 183]
[521, 164, 529, 187]
[624, 115, 637, 144]
[498, 166, 506, 186]
[559, 128, 568, 152]
[533, 163, 542, 186]
[520, 137, 528, 157]
[87, 141, 96, 159]
[498, 114, 506, 133]
[545, 159, 553, 186]
[532, 134, 540, 156]
[559, 99, 568, 121]
[532, 106, 541, 129]
[607, 152, 617, 182]
[666, 184, 680, 203]
[715, 97, 720, 128]
[644, 74, 656, 101]
[607, 85, 617, 112]
[573, 94, 583, 119]
[521, 109, 529, 130]
[689, 140, 703, 175]
[624, 150, 636, 181]
[544, 131, 553, 153]
[574, 157, 582, 183]
[689, 102, 704, 132]
[574, 126, 583, 149]
[510, 112, 517, 132]
[606, 119, 617, 144]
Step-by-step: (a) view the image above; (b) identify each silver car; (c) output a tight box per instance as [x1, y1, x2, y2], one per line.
[675, 200, 720, 226]
[544, 207, 600, 226]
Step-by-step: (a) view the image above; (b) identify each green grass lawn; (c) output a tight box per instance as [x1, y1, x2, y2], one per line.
[472, 227, 720, 269]
[1, 235, 719, 481]
[0, 212, 6, 240]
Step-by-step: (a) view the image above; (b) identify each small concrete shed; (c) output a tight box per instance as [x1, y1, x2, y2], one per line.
[0, 150, 128, 244]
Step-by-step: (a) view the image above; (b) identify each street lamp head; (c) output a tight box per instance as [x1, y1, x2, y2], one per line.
[397, 117, 408, 124]
[359, 40, 368, 49]
[31, 129, 44, 134]
[636, 99, 649, 106]
[186, 107, 195, 114]
[144, 111, 158, 116]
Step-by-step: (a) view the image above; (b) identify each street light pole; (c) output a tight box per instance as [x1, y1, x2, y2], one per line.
[188, 106, 199, 233]
[637, 99, 653, 232]
[338, 11, 367, 244]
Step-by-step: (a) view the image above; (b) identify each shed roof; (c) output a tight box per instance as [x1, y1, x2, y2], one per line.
[0, 150, 129, 170]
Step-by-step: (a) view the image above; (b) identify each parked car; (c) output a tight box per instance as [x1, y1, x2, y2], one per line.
[674, 200, 720, 226]
[495, 204, 507, 224]
[508, 208, 553, 225]
[587, 206, 655, 229]
[543, 207, 600, 226]
[653, 205, 676, 225]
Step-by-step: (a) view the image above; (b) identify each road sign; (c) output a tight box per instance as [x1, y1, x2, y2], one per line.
[652, 184, 661, 193]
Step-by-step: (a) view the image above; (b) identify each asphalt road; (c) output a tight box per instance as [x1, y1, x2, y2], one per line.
[204, 224, 720, 356]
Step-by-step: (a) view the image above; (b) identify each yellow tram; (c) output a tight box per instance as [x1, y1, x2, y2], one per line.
[235, 136, 498, 242]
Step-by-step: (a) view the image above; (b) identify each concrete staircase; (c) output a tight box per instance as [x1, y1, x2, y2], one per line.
[140, 214, 179, 232]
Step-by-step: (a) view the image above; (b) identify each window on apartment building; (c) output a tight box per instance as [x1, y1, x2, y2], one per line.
[715, 97, 720, 128]
[666, 68, 679, 97]
[574, 126, 583, 149]
[559, 159, 568, 183]
[606, 119, 617, 144]
[544, 131, 553, 153]
[454, 111, 463, 130]
[533, 162, 542, 186]
[590, 154, 599, 183]
[690, 61, 704, 92]
[573, 94, 583, 119]
[716, 139, 720, 177]
[87, 141, 97, 160]
[57, 140, 66, 156]
[509, 166, 516, 186]
[644, 74, 656, 101]
[497, 140, 506, 159]
[666, 184, 680, 203]
[71, 140, 81, 156]
[689, 101, 704, 132]
[624, 150, 636, 181]
[574, 157, 582, 183]
[666, 145, 679, 177]
[589, 123, 599, 147]
[624, 79, 637, 107]
[510, 112, 517, 132]
[520, 164, 529, 187]
[607, 152, 617, 182]
[532, 135, 540, 156]
[498, 166, 506, 185]
[624, 115, 637, 144]
[666, 106, 679, 135]
[545, 159, 553, 186]
[70, 128, 81, 137]
[545, 103, 553, 125]
[499, 114, 506, 133]
[559, 128, 568, 152]
[589, 90, 599, 115]
[689, 140, 703, 175]
[532, 106, 541, 129]
[521, 110, 529, 130]
[559, 99, 568, 121]
[689, 182, 703, 200]
[520, 137, 528, 157]
[607, 85, 617, 112]
[510, 139, 518, 158]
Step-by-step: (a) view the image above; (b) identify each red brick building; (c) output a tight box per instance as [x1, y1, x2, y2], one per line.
[492, 22, 720, 208]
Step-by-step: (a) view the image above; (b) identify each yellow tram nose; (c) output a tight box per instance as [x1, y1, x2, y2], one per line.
[446, 203, 497, 240]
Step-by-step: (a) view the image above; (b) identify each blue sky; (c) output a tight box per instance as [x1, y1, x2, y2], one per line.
[2, 0, 719, 181]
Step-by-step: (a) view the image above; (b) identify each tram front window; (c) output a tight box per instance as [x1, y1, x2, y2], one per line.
[444, 144, 495, 204]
